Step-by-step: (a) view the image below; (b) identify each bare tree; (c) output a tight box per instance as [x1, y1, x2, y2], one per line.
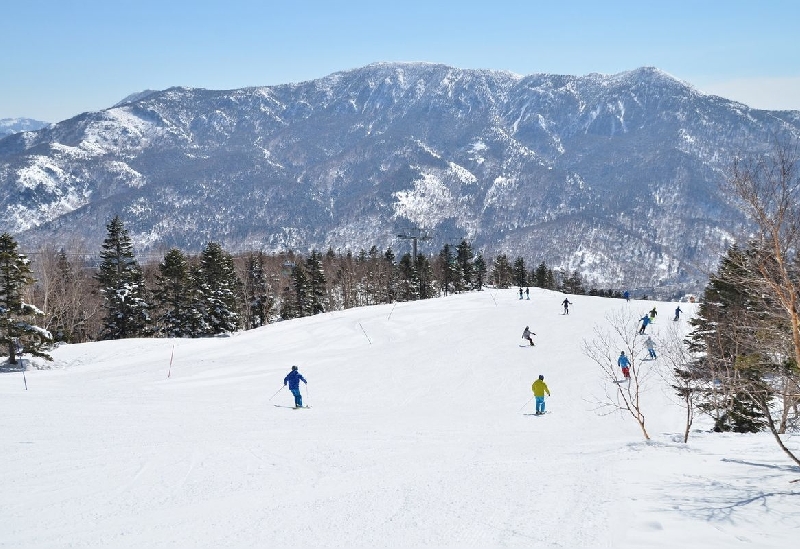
[583, 308, 653, 440]
[727, 142, 800, 370]
[658, 321, 702, 442]
[723, 139, 800, 467]
[31, 242, 103, 342]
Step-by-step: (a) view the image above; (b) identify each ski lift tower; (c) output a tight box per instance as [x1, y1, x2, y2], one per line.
[397, 227, 432, 258]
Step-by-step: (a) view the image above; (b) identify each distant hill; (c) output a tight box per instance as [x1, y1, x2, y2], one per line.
[0, 117, 49, 138]
[1, 63, 799, 294]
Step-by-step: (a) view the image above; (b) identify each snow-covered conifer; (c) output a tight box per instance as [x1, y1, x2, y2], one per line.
[0, 233, 52, 363]
[94, 216, 150, 340]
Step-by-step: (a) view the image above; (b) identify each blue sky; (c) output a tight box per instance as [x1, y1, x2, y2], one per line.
[3, 0, 799, 122]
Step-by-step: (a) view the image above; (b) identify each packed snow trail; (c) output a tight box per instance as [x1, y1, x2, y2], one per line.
[2, 289, 797, 548]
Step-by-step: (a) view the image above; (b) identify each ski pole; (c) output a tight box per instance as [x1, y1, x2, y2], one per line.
[304, 383, 310, 406]
[519, 395, 535, 410]
[268, 385, 285, 401]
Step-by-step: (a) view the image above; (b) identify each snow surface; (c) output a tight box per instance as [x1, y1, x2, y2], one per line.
[1, 289, 798, 548]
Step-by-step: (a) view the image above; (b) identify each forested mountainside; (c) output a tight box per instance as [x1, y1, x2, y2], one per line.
[2, 62, 799, 293]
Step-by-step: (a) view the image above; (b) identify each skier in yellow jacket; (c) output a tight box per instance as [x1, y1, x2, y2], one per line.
[531, 375, 551, 415]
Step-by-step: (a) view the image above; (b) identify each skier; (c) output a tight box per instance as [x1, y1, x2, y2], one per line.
[531, 374, 551, 415]
[649, 307, 657, 322]
[623, 290, 630, 302]
[283, 365, 308, 408]
[519, 287, 524, 300]
[525, 287, 530, 300]
[674, 306, 683, 321]
[562, 297, 573, 315]
[638, 314, 651, 334]
[644, 336, 657, 359]
[522, 326, 536, 346]
[617, 351, 631, 380]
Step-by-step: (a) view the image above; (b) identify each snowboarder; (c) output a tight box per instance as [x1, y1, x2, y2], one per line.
[531, 374, 551, 415]
[638, 314, 651, 334]
[644, 336, 657, 359]
[562, 297, 573, 315]
[617, 351, 631, 380]
[623, 290, 630, 302]
[674, 306, 683, 321]
[522, 326, 536, 346]
[519, 287, 524, 300]
[283, 365, 308, 408]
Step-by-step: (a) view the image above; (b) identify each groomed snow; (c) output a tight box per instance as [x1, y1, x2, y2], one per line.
[1, 289, 797, 548]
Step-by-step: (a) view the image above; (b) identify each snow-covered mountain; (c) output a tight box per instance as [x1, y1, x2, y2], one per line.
[1, 63, 799, 293]
[0, 117, 49, 138]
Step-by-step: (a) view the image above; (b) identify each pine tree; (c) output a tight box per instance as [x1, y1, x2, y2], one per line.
[438, 244, 458, 296]
[455, 240, 474, 292]
[397, 253, 418, 301]
[0, 233, 52, 363]
[416, 254, 436, 299]
[562, 270, 586, 294]
[152, 248, 194, 337]
[291, 262, 314, 317]
[195, 242, 240, 334]
[512, 257, 527, 287]
[684, 246, 769, 432]
[472, 254, 487, 290]
[243, 251, 273, 328]
[383, 247, 398, 302]
[95, 216, 150, 340]
[305, 250, 327, 315]
[491, 254, 513, 288]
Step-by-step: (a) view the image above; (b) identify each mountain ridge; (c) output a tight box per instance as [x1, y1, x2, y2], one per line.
[1, 63, 799, 294]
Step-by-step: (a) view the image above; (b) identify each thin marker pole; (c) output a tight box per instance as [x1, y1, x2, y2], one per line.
[167, 345, 174, 378]
[359, 322, 372, 344]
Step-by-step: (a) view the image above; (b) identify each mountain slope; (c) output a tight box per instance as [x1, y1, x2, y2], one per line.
[1, 63, 799, 292]
[1, 289, 797, 547]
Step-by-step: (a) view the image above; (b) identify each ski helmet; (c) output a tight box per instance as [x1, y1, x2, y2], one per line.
[291, 365, 298, 371]
[538, 375, 544, 380]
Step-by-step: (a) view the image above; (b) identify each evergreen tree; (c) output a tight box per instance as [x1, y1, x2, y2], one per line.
[152, 249, 194, 337]
[416, 254, 436, 299]
[491, 254, 513, 288]
[0, 233, 52, 363]
[305, 250, 327, 315]
[383, 247, 398, 302]
[195, 242, 240, 334]
[397, 253, 418, 301]
[472, 254, 487, 290]
[438, 244, 458, 296]
[291, 262, 314, 317]
[534, 262, 548, 288]
[562, 270, 586, 294]
[512, 257, 527, 287]
[546, 268, 556, 290]
[455, 240, 474, 292]
[243, 251, 273, 328]
[684, 246, 769, 432]
[95, 216, 150, 339]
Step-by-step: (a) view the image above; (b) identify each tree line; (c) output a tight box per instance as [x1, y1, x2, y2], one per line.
[2, 216, 624, 359]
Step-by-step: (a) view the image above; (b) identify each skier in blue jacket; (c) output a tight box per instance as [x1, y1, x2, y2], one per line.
[638, 314, 651, 334]
[617, 351, 631, 379]
[284, 365, 308, 408]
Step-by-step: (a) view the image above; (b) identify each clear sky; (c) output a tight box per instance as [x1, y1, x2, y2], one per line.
[3, 0, 799, 122]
